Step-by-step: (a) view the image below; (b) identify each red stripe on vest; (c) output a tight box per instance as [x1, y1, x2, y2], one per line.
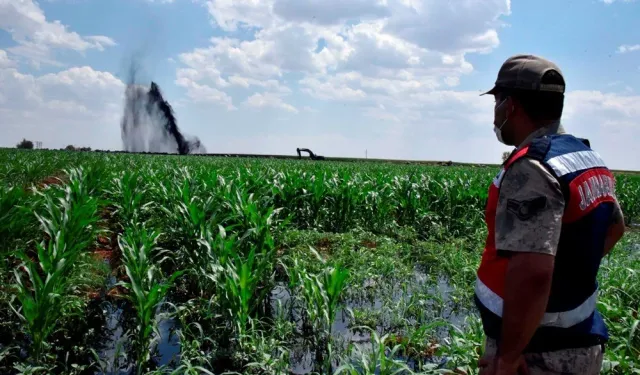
[505, 147, 530, 169]
[477, 146, 530, 298]
[563, 168, 617, 223]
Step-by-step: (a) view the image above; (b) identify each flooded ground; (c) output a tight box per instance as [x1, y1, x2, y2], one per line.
[87, 229, 640, 374]
[90, 269, 465, 374]
[93, 302, 180, 374]
[268, 270, 463, 374]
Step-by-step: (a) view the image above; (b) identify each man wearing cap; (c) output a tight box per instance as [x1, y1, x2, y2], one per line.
[474, 54, 626, 375]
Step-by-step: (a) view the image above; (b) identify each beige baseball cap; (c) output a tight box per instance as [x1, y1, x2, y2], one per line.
[482, 54, 565, 96]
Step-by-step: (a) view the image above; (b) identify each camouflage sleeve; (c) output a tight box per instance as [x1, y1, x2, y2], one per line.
[495, 158, 565, 256]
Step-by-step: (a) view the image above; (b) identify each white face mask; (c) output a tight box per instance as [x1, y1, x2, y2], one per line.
[493, 97, 510, 145]
[494, 124, 506, 144]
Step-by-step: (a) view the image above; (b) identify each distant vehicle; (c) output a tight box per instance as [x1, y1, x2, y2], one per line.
[296, 148, 325, 160]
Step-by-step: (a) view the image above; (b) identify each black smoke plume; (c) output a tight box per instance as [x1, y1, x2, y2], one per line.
[121, 68, 206, 154]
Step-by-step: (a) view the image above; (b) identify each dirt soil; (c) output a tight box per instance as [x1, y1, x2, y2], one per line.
[35, 172, 68, 190]
[315, 237, 333, 255]
[360, 239, 377, 249]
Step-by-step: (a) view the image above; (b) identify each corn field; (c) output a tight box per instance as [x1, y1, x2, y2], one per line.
[0, 149, 638, 375]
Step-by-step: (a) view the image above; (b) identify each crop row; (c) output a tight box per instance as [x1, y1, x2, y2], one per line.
[0, 149, 638, 374]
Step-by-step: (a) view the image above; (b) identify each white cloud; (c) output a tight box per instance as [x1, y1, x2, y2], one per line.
[179, 0, 499, 116]
[562, 90, 640, 170]
[206, 0, 275, 32]
[601, 0, 636, 3]
[244, 92, 298, 113]
[300, 74, 368, 101]
[0, 49, 16, 68]
[363, 106, 402, 123]
[175, 74, 236, 110]
[617, 44, 640, 54]
[565, 91, 640, 120]
[444, 76, 460, 87]
[0, 64, 125, 149]
[273, 0, 390, 25]
[204, 0, 510, 57]
[0, 0, 116, 66]
[84, 36, 118, 51]
[383, 0, 510, 54]
[178, 37, 284, 84]
[173, 0, 581, 166]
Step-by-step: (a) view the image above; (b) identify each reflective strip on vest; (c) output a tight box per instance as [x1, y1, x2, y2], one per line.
[475, 278, 598, 328]
[493, 169, 506, 187]
[546, 150, 607, 177]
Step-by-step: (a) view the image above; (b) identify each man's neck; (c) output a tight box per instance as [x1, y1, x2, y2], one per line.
[517, 120, 564, 149]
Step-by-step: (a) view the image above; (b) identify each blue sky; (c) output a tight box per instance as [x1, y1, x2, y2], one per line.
[1, 0, 640, 170]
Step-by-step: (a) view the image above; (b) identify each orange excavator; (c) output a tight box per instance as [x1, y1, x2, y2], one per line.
[296, 148, 325, 160]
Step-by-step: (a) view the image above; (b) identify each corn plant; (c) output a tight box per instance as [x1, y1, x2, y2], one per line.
[324, 266, 350, 326]
[598, 245, 640, 374]
[189, 208, 285, 365]
[243, 329, 291, 375]
[222, 183, 283, 253]
[223, 248, 263, 339]
[118, 224, 184, 373]
[2, 149, 640, 374]
[334, 327, 414, 375]
[106, 170, 153, 225]
[147, 323, 217, 375]
[287, 256, 349, 371]
[616, 174, 640, 225]
[12, 168, 98, 361]
[0, 186, 36, 255]
[209, 233, 277, 343]
[12, 363, 52, 375]
[436, 316, 485, 374]
[288, 257, 349, 333]
[190, 226, 230, 295]
[158, 171, 220, 278]
[215, 185, 283, 318]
